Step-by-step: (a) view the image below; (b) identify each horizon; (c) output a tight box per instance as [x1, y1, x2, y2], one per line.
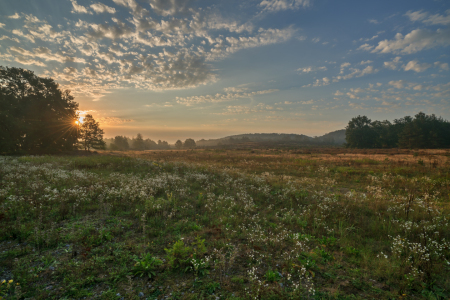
[1, 0, 449, 143]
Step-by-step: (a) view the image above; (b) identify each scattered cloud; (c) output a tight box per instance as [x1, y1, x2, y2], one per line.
[333, 66, 378, 82]
[9, 46, 86, 64]
[405, 9, 450, 26]
[8, 13, 21, 19]
[434, 61, 449, 71]
[71, 0, 92, 14]
[357, 43, 373, 51]
[0, 23, 5, 29]
[369, 28, 450, 54]
[297, 66, 327, 73]
[312, 37, 320, 43]
[384, 56, 402, 70]
[215, 103, 279, 115]
[360, 60, 373, 65]
[148, 0, 193, 16]
[340, 62, 351, 73]
[388, 80, 407, 89]
[176, 88, 278, 106]
[403, 60, 431, 72]
[97, 117, 133, 125]
[303, 77, 330, 87]
[368, 19, 379, 24]
[90, 3, 116, 14]
[259, 0, 310, 12]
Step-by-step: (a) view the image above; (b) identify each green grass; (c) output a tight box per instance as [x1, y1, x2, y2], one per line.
[0, 153, 449, 299]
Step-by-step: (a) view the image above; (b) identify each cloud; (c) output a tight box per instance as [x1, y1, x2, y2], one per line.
[148, 0, 193, 16]
[9, 46, 87, 64]
[368, 19, 379, 24]
[303, 77, 330, 87]
[12, 29, 36, 43]
[112, 0, 146, 16]
[71, 0, 92, 14]
[405, 9, 450, 26]
[215, 103, 278, 115]
[13, 57, 47, 67]
[348, 102, 364, 110]
[87, 20, 134, 40]
[370, 28, 450, 54]
[388, 80, 407, 89]
[357, 43, 374, 51]
[434, 61, 449, 71]
[97, 117, 133, 125]
[176, 88, 278, 106]
[403, 60, 431, 72]
[312, 37, 320, 43]
[360, 60, 373, 65]
[259, 0, 310, 12]
[91, 3, 116, 14]
[8, 13, 21, 19]
[340, 62, 351, 73]
[333, 65, 378, 82]
[207, 26, 297, 61]
[0, 23, 4, 29]
[334, 90, 343, 96]
[384, 56, 402, 70]
[297, 66, 327, 73]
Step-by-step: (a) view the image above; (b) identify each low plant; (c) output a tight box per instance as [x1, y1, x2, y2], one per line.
[132, 253, 163, 278]
[265, 269, 281, 282]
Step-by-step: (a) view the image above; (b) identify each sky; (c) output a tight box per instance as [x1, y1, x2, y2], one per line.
[1, 0, 449, 142]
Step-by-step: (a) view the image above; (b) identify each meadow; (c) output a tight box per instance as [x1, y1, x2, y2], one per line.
[0, 148, 449, 299]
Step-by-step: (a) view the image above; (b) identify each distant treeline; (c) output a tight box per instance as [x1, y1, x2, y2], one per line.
[105, 134, 196, 150]
[196, 130, 347, 148]
[345, 112, 450, 149]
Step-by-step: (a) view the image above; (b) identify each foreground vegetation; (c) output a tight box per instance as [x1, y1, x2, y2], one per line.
[1, 150, 450, 299]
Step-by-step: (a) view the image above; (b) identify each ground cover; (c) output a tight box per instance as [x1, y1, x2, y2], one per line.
[0, 150, 449, 299]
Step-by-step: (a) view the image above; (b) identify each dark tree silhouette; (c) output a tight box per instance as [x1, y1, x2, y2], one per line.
[111, 136, 129, 151]
[0, 66, 78, 154]
[184, 138, 196, 149]
[345, 115, 377, 148]
[132, 133, 145, 150]
[144, 138, 157, 149]
[78, 114, 105, 151]
[345, 112, 450, 149]
[175, 140, 183, 149]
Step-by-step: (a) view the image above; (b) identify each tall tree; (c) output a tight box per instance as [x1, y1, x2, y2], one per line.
[78, 114, 105, 151]
[175, 140, 183, 149]
[345, 115, 377, 148]
[184, 138, 196, 149]
[132, 133, 145, 150]
[0, 66, 78, 154]
[144, 138, 157, 149]
[112, 136, 129, 151]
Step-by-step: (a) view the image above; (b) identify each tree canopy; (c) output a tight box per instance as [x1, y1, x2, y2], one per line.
[184, 138, 196, 149]
[0, 66, 79, 154]
[175, 140, 183, 149]
[78, 114, 105, 151]
[345, 112, 450, 149]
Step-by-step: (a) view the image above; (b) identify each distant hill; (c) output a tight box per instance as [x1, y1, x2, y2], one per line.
[196, 129, 346, 147]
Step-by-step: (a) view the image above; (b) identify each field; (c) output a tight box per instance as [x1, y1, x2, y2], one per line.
[1, 148, 450, 299]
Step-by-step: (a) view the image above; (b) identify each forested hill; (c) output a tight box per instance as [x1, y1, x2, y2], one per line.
[196, 129, 346, 147]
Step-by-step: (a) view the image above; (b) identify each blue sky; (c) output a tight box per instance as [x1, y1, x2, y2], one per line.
[1, 0, 449, 141]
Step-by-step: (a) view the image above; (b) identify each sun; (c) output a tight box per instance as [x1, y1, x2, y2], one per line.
[75, 117, 84, 125]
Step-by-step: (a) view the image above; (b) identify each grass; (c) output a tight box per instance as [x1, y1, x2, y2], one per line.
[0, 149, 449, 299]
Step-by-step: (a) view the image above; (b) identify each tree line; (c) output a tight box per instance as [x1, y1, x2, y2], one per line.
[345, 112, 450, 149]
[106, 135, 196, 150]
[1, 66, 104, 154]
